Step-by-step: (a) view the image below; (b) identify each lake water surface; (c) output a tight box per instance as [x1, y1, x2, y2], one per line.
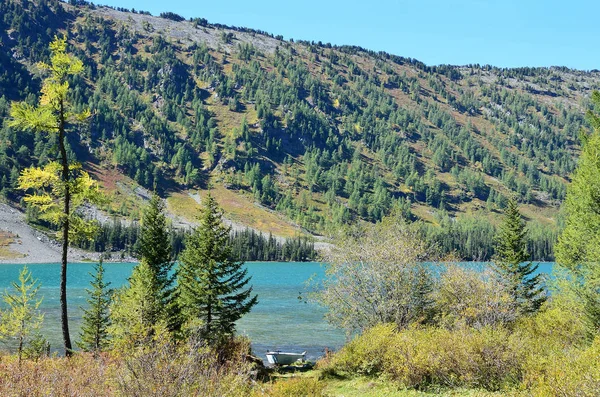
[0, 261, 554, 361]
[0, 261, 346, 361]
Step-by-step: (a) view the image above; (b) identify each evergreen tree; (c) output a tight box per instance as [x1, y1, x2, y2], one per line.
[556, 91, 600, 268]
[138, 194, 179, 333]
[555, 90, 600, 329]
[492, 197, 545, 315]
[177, 194, 258, 344]
[139, 194, 173, 284]
[0, 266, 45, 364]
[78, 259, 112, 356]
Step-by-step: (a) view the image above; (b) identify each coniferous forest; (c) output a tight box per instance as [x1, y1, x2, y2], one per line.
[72, 219, 316, 262]
[0, 0, 594, 260]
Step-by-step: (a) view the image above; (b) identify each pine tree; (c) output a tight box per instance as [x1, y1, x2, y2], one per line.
[78, 259, 112, 356]
[177, 194, 258, 344]
[0, 266, 45, 364]
[492, 197, 545, 315]
[138, 194, 179, 333]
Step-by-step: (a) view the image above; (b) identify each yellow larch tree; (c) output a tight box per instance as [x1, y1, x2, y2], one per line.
[9, 36, 102, 356]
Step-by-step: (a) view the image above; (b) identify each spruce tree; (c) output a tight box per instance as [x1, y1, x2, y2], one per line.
[78, 259, 112, 356]
[139, 194, 172, 283]
[492, 197, 545, 315]
[138, 194, 179, 333]
[110, 196, 179, 347]
[177, 194, 258, 344]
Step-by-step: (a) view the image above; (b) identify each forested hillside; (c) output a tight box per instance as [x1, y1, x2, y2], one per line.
[0, 0, 596, 259]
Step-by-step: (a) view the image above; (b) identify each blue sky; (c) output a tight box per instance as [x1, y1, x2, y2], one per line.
[95, 0, 598, 70]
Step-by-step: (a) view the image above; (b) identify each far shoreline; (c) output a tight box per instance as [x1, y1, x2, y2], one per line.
[0, 258, 323, 265]
[0, 254, 138, 265]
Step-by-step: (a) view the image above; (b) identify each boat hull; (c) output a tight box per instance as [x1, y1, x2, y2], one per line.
[265, 351, 306, 365]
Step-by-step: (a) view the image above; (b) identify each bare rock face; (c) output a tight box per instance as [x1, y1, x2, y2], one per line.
[0, 204, 103, 264]
[91, 6, 282, 55]
[153, 94, 165, 110]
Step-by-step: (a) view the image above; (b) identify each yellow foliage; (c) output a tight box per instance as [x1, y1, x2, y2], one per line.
[18, 162, 104, 241]
[10, 35, 89, 134]
[18, 162, 61, 190]
[10, 36, 101, 240]
[0, 337, 256, 397]
[434, 264, 516, 328]
[42, 35, 84, 79]
[527, 337, 600, 396]
[320, 300, 600, 394]
[323, 324, 520, 391]
[40, 80, 68, 107]
[8, 102, 56, 132]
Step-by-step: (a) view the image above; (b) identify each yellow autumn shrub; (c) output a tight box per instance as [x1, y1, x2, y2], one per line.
[321, 323, 521, 391]
[528, 337, 600, 397]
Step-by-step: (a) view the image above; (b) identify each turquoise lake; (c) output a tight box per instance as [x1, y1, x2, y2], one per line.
[0, 261, 555, 360]
[0, 261, 346, 361]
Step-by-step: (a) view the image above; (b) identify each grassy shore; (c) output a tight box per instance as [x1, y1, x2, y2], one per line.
[270, 371, 517, 396]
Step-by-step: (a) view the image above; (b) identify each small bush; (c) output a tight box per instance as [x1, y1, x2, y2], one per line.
[115, 332, 254, 397]
[0, 353, 112, 396]
[434, 265, 517, 329]
[515, 299, 588, 348]
[321, 323, 396, 376]
[391, 326, 520, 390]
[320, 302, 600, 394]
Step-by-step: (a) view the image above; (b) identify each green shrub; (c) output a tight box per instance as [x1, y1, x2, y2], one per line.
[515, 298, 588, 348]
[321, 301, 600, 395]
[321, 323, 396, 376]
[508, 302, 589, 390]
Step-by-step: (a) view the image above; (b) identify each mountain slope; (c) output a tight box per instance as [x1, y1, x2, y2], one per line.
[0, 0, 596, 258]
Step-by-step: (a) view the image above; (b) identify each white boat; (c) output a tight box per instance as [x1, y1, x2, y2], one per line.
[265, 350, 306, 365]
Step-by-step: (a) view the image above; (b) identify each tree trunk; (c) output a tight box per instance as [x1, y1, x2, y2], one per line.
[59, 101, 73, 356]
[18, 324, 23, 366]
[95, 302, 101, 357]
[206, 300, 212, 338]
